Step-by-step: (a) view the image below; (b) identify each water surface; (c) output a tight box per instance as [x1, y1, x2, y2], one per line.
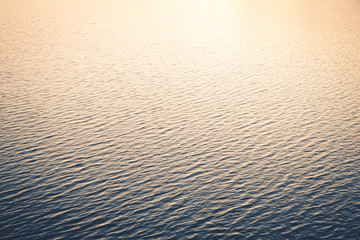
[1, 0, 360, 239]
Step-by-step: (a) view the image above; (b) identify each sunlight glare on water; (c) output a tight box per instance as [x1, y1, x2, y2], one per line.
[0, 0, 360, 239]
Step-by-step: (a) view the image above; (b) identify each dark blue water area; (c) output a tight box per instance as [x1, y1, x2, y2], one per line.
[1, 134, 359, 239]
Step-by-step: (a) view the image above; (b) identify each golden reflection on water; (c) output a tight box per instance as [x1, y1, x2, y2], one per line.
[1, 0, 359, 139]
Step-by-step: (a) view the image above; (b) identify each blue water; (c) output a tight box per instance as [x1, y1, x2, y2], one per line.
[1, 0, 360, 239]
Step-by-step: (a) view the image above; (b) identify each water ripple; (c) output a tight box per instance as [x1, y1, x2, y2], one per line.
[1, 0, 360, 239]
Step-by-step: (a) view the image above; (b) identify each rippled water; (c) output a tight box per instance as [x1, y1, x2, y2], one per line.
[1, 0, 360, 239]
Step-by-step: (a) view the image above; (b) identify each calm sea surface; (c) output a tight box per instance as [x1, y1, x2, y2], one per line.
[1, 0, 360, 239]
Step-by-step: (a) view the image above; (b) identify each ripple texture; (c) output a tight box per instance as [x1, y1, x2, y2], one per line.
[1, 0, 360, 239]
